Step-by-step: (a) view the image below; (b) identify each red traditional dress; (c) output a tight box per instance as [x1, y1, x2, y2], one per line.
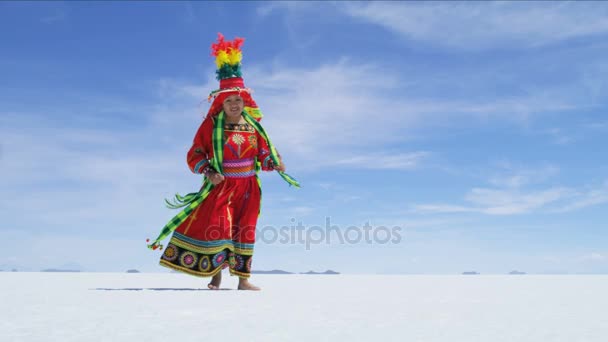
[159, 117, 276, 278]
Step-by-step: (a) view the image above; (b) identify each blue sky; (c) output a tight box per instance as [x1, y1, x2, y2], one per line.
[1, 1, 607, 274]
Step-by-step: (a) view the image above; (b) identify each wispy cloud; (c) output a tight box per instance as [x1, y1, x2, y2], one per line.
[339, 2, 608, 50]
[256, 2, 315, 17]
[413, 183, 608, 215]
[333, 152, 429, 170]
[554, 181, 608, 213]
[543, 127, 576, 145]
[411, 161, 608, 215]
[413, 187, 573, 215]
[579, 253, 607, 262]
[488, 162, 559, 188]
[583, 121, 608, 131]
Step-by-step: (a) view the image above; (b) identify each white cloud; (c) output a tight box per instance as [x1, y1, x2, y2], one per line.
[412, 187, 573, 215]
[579, 253, 607, 262]
[290, 206, 316, 215]
[467, 187, 572, 215]
[584, 121, 608, 130]
[488, 162, 560, 188]
[333, 152, 429, 170]
[412, 180, 608, 216]
[411, 204, 476, 214]
[411, 159, 607, 215]
[339, 2, 608, 49]
[257, 1, 315, 17]
[262, 2, 608, 50]
[554, 181, 608, 213]
[543, 127, 575, 145]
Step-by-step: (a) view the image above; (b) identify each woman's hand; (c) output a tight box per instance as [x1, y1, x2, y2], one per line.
[207, 172, 225, 185]
[273, 160, 286, 172]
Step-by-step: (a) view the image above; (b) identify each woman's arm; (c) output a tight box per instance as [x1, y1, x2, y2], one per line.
[186, 117, 214, 174]
[256, 130, 285, 172]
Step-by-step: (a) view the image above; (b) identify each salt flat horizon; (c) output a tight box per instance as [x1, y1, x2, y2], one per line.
[4, 269, 608, 275]
[2, 272, 607, 341]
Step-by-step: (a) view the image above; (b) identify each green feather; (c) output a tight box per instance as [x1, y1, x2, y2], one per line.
[216, 64, 242, 80]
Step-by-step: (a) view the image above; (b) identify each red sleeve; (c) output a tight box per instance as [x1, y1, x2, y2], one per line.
[257, 130, 281, 171]
[187, 117, 214, 174]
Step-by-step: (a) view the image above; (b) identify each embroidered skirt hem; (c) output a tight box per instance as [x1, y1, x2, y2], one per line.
[159, 238, 253, 278]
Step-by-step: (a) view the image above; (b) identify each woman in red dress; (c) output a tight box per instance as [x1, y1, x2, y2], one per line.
[148, 33, 298, 291]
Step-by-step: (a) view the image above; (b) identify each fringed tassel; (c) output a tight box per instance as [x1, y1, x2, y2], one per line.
[148, 181, 214, 252]
[146, 238, 164, 251]
[164, 191, 201, 209]
[277, 171, 301, 188]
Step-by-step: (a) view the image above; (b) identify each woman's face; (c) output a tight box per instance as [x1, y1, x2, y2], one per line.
[222, 94, 244, 120]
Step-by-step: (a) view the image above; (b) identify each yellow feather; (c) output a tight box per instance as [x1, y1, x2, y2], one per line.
[228, 49, 242, 65]
[215, 50, 230, 69]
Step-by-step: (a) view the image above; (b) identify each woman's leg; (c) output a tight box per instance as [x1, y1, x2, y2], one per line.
[207, 271, 222, 290]
[229, 179, 261, 289]
[238, 276, 261, 291]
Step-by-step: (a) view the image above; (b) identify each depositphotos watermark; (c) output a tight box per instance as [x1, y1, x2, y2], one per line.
[256, 217, 402, 250]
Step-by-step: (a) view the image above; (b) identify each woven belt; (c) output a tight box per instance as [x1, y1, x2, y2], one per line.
[223, 158, 256, 178]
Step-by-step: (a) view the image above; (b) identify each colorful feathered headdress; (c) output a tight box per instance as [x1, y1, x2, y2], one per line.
[206, 33, 262, 121]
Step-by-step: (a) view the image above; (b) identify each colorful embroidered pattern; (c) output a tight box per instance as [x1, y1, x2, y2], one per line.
[212, 251, 227, 267]
[162, 244, 179, 262]
[193, 159, 210, 174]
[199, 256, 211, 272]
[228, 252, 236, 268]
[180, 251, 198, 269]
[223, 158, 255, 167]
[159, 242, 253, 278]
[248, 135, 257, 149]
[231, 133, 245, 145]
[224, 123, 254, 132]
[234, 254, 245, 270]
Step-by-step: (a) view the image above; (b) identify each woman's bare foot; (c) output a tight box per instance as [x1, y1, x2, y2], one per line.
[238, 278, 261, 291]
[207, 272, 222, 290]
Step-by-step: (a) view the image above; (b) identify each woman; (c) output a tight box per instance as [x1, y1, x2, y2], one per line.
[147, 33, 299, 291]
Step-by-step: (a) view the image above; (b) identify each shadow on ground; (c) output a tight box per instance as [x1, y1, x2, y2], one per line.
[91, 288, 234, 291]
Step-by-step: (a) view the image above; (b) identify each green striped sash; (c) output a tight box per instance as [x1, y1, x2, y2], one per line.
[242, 112, 301, 188]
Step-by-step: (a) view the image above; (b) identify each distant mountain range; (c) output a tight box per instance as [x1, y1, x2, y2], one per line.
[251, 269, 293, 274]
[300, 270, 340, 275]
[509, 270, 527, 275]
[462, 270, 528, 275]
[246, 269, 341, 274]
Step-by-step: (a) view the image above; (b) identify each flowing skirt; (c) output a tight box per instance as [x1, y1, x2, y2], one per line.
[159, 175, 260, 278]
